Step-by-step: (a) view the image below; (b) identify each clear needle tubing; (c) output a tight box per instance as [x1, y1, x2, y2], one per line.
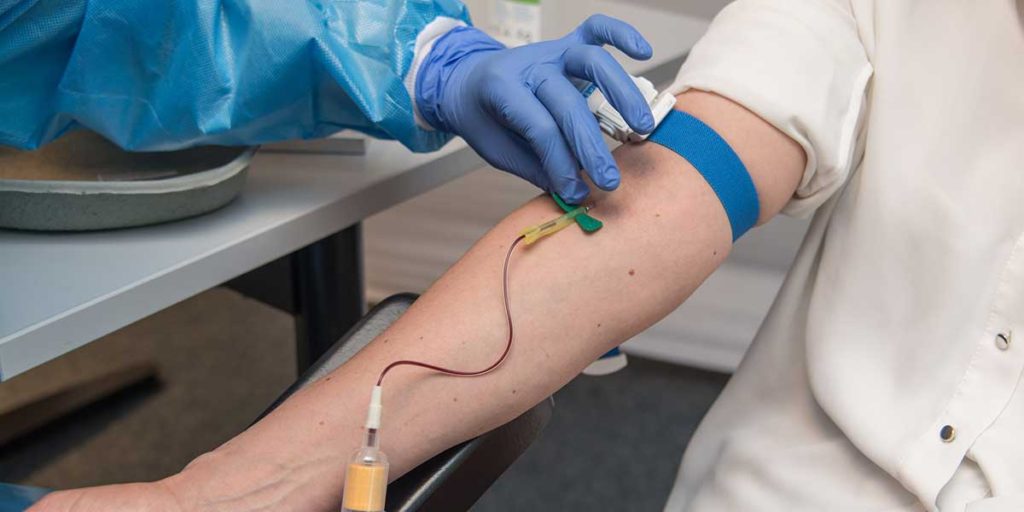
[341, 202, 596, 510]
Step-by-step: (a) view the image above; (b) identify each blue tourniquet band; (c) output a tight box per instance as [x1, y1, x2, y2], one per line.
[648, 110, 760, 241]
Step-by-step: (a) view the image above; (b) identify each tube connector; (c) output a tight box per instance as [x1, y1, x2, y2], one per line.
[365, 385, 383, 430]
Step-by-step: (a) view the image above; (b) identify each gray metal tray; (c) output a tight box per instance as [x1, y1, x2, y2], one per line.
[0, 132, 254, 231]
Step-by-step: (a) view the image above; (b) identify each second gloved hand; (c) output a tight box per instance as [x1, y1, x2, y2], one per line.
[416, 15, 655, 204]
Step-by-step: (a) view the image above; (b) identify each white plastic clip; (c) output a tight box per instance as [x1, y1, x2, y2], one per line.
[583, 76, 675, 143]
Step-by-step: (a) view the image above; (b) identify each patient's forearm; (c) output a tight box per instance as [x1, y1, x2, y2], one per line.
[167, 91, 804, 512]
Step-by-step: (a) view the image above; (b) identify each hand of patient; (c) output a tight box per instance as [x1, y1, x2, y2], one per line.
[28, 482, 183, 512]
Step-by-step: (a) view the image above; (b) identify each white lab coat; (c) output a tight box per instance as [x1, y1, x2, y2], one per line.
[662, 1, 1024, 510]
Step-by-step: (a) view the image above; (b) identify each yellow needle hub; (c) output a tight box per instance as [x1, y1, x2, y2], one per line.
[520, 205, 591, 245]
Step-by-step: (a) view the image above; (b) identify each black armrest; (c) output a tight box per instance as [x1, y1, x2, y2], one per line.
[256, 294, 553, 512]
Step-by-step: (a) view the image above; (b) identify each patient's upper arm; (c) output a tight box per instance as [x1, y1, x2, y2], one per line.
[593, 90, 805, 233]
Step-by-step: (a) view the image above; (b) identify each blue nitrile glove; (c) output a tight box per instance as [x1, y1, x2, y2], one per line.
[416, 15, 655, 204]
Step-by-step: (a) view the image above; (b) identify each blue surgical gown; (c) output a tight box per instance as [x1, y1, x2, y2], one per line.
[0, 0, 469, 152]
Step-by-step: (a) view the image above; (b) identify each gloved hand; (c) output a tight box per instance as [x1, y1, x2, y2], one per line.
[416, 15, 655, 204]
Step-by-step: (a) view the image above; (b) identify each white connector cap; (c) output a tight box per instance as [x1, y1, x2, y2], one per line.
[584, 76, 674, 143]
[365, 385, 383, 429]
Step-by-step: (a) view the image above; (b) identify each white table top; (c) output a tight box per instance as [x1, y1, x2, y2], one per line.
[0, 3, 713, 381]
[0, 140, 483, 380]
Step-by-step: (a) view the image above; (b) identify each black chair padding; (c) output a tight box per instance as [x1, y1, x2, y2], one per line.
[256, 293, 553, 512]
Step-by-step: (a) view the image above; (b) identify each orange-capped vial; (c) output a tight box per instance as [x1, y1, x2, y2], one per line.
[342, 429, 388, 512]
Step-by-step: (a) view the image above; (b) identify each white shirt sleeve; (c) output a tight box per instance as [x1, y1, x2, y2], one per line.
[405, 16, 468, 131]
[665, 0, 873, 216]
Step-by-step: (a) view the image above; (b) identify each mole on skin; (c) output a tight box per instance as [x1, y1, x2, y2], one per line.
[628, 269, 636, 276]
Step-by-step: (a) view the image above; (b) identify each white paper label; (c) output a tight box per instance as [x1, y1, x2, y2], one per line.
[492, 0, 541, 47]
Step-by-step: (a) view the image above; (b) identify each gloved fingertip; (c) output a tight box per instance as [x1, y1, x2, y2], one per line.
[591, 164, 620, 191]
[602, 168, 622, 190]
[530, 176, 552, 194]
[628, 107, 655, 134]
[560, 181, 590, 205]
[635, 36, 653, 59]
[640, 109, 656, 133]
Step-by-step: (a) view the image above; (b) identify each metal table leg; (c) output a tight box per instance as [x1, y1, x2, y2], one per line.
[226, 223, 367, 373]
[291, 223, 366, 372]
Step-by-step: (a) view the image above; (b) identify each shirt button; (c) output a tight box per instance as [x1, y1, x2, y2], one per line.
[940, 425, 957, 443]
[996, 332, 1011, 351]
